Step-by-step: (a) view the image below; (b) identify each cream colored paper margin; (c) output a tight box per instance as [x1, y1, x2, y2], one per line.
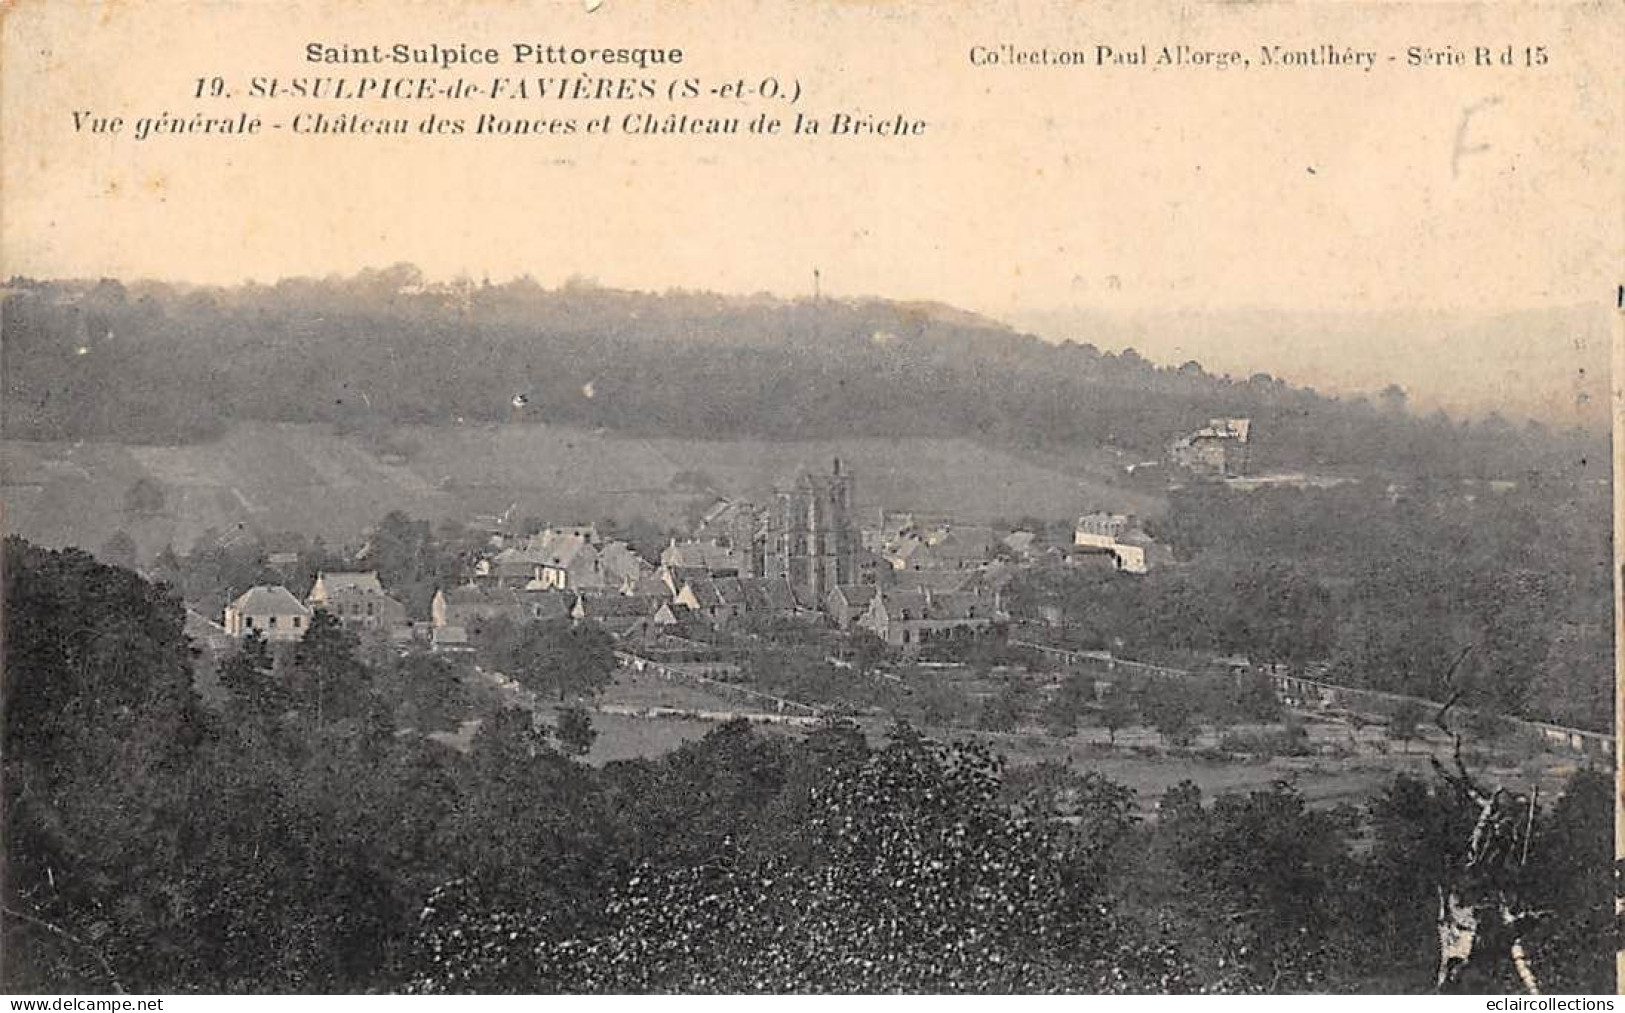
[1, 0, 1621, 993]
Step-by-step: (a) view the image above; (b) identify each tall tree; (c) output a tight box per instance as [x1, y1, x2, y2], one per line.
[480, 618, 617, 701]
[286, 610, 373, 726]
[2, 538, 206, 991]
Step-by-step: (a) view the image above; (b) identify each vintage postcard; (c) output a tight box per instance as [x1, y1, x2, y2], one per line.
[0, 0, 1619, 997]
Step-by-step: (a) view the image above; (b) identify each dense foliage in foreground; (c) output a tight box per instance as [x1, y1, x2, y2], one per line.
[2, 539, 1611, 993]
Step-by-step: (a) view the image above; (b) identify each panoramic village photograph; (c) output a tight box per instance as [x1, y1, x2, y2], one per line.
[0, 269, 1614, 993]
[3, 0, 1620, 996]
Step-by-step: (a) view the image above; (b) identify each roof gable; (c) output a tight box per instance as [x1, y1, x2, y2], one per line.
[831, 584, 878, 609]
[680, 578, 725, 608]
[578, 594, 663, 619]
[230, 585, 311, 616]
[315, 571, 383, 595]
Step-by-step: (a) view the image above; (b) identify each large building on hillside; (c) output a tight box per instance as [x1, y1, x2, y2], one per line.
[1171, 418, 1252, 476]
[767, 459, 860, 603]
[1073, 512, 1137, 546]
[1071, 512, 1171, 575]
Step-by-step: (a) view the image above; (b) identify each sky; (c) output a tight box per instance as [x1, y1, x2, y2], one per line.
[2, 0, 1619, 420]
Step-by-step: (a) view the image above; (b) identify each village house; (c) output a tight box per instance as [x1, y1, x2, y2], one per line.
[669, 573, 801, 628]
[224, 585, 312, 642]
[307, 571, 407, 632]
[1170, 417, 1252, 476]
[885, 525, 998, 572]
[956, 560, 1018, 595]
[885, 536, 931, 571]
[673, 574, 733, 625]
[428, 582, 573, 652]
[934, 525, 998, 566]
[881, 557, 1017, 599]
[864, 510, 945, 555]
[429, 583, 576, 637]
[824, 584, 879, 631]
[598, 540, 655, 591]
[656, 564, 711, 598]
[892, 568, 980, 595]
[629, 571, 674, 598]
[693, 499, 767, 571]
[478, 546, 550, 588]
[1064, 544, 1122, 572]
[431, 584, 514, 639]
[855, 588, 1000, 651]
[729, 575, 802, 617]
[1072, 512, 1170, 574]
[1109, 529, 1174, 574]
[571, 593, 677, 641]
[527, 531, 608, 590]
[660, 538, 744, 576]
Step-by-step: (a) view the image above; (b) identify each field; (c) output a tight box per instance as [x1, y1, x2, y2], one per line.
[570, 704, 1582, 815]
[2, 421, 1160, 559]
[199, 647, 1579, 813]
[561, 663, 1586, 813]
[564, 699, 1417, 813]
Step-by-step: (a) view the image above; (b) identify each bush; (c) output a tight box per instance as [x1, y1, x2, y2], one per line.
[976, 687, 1022, 733]
[1217, 726, 1313, 758]
[1138, 680, 1195, 746]
[555, 705, 597, 757]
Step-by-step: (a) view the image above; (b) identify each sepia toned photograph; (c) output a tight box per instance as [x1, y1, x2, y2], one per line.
[0, 0, 1619, 997]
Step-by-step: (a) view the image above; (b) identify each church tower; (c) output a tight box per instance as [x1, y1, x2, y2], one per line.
[770, 458, 857, 602]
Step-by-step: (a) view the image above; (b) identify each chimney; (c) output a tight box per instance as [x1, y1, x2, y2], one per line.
[832, 456, 842, 476]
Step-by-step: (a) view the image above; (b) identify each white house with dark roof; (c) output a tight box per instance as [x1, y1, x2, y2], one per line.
[224, 585, 312, 642]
